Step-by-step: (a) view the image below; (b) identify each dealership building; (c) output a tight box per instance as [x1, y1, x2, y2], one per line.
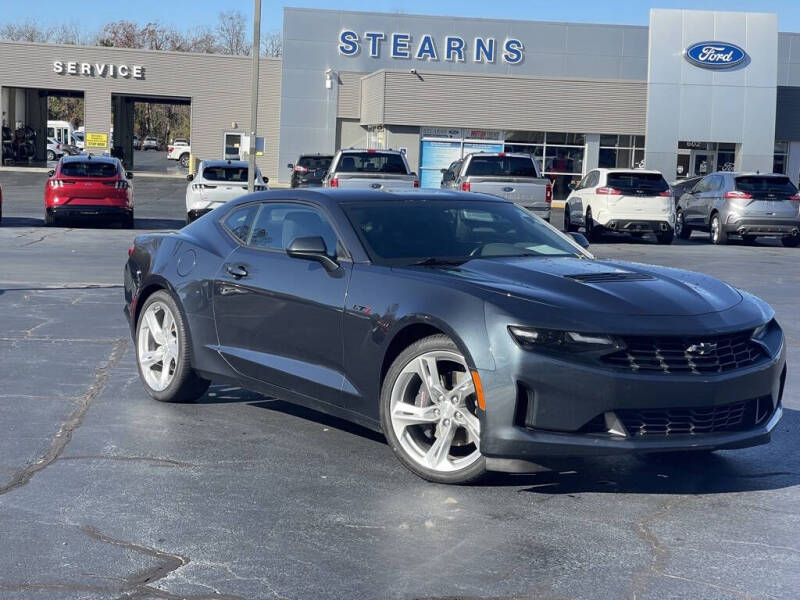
[2, 7, 800, 195]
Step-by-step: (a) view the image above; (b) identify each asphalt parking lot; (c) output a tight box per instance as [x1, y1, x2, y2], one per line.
[1, 170, 798, 599]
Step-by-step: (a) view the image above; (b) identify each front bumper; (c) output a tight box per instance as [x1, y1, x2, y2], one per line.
[723, 217, 800, 238]
[478, 336, 786, 461]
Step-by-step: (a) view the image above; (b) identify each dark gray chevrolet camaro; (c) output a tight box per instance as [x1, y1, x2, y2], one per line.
[124, 189, 786, 483]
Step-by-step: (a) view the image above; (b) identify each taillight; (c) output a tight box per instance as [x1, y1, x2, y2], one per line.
[596, 187, 622, 195]
[659, 190, 672, 197]
[330, 177, 339, 188]
[413, 179, 420, 188]
[168, 146, 174, 153]
[293, 165, 308, 173]
[115, 181, 129, 190]
[545, 183, 553, 204]
[790, 193, 800, 202]
[128, 243, 135, 257]
[725, 190, 752, 199]
[49, 179, 64, 188]
[461, 181, 471, 192]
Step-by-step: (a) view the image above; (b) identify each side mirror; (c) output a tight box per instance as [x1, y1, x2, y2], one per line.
[410, 172, 417, 177]
[263, 176, 269, 184]
[126, 171, 134, 179]
[186, 173, 194, 181]
[287, 163, 294, 169]
[286, 236, 339, 272]
[440, 168, 448, 174]
[568, 232, 590, 249]
[568, 182, 577, 191]
[47, 169, 55, 177]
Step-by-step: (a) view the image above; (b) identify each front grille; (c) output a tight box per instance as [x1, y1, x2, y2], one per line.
[617, 396, 773, 436]
[602, 330, 765, 375]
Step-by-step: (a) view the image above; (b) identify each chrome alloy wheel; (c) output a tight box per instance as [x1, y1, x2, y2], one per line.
[137, 302, 179, 392]
[389, 350, 481, 473]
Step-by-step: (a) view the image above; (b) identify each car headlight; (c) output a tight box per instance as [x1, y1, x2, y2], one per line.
[508, 326, 625, 354]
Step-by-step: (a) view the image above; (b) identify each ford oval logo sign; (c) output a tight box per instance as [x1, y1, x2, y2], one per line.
[684, 41, 746, 69]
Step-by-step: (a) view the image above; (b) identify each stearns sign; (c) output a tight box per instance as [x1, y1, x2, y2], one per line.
[338, 30, 524, 65]
[53, 61, 145, 79]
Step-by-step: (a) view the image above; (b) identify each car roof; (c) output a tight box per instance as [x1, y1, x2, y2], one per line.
[200, 159, 250, 169]
[339, 148, 404, 155]
[225, 188, 508, 209]
[597, 168, 664, 175]
[60, 154, 117, 165]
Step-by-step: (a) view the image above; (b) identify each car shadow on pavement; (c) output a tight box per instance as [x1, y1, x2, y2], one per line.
[0, 216, 47, 228]
[133, 218, 186, 230]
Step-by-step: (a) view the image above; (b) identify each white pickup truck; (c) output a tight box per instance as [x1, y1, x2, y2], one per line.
[447, 152, 552, 221]
[167, 141, 191, 168]
[323, 149, 419, 189]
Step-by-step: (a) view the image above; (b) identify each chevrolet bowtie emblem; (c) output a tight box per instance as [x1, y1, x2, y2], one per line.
[686, 342, 717, 355]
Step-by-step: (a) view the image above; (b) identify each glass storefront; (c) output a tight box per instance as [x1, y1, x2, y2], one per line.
[599, 135, 645, 170]
[418, 128, 503, 188]
[505, 131, 585, 200]
[773, 141, 788, 175]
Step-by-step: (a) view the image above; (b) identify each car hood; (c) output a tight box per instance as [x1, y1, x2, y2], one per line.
[428, 257, 743, 317]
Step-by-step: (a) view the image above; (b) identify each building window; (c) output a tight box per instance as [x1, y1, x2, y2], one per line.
[599, 135, 645, 169]
[505, 132, 585, 200]
[773, 141, 788, 175]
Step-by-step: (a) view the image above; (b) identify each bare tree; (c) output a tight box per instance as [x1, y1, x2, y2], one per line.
[0, 19, 52, 42]
[261, 30, 282, 57]
[216, 10, 249, 56]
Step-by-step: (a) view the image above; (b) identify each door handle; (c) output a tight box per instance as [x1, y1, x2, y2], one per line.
[226, 264, 248, 279]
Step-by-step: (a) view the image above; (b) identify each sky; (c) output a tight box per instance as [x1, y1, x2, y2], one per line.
[5, 0, 800, 35]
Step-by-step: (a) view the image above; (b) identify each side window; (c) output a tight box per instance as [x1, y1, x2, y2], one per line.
[248, 203, 341, 257]
[223, 204, 259, 243]
[693, 177, 709, 193]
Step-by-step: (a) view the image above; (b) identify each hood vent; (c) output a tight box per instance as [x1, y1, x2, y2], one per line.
[565, 272, 656, 283]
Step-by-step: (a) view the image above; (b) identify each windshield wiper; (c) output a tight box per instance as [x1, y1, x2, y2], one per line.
[408, 257, 467, 267]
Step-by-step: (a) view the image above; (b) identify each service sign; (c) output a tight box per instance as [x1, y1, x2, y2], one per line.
[338, 30, 524, 65]
[684, 42, 747, 69]
[84, 132, 108, 148]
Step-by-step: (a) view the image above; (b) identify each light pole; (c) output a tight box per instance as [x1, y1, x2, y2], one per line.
[247, 0, 262, 193]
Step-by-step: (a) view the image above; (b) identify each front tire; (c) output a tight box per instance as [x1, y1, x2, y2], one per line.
[380, 335, 486, 484]
[564, 206, 577, 232]
[710, 214, 727, 245]
[676, 210, 691, 239]
[135, 290, 210, 403]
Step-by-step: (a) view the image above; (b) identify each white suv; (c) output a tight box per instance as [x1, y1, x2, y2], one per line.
[564, 168, 675, 244]
[185, 160, 268, 223]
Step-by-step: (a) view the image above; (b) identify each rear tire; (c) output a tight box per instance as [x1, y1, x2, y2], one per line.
[710, 214, 727, 245]
[122, 212, 134, 229]
[656, 230, 674, 245]
[179, 154, 190, 168]
[44, 211, 55, 226]
[782, 235, 800, 248]
[47, 150, 55, 161]
[135, 290, 210, 403]
[380, 334, 486, 484]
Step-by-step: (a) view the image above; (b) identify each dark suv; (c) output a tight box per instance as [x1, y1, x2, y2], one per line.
[675, 172, 800, 246]
[287, 154, 333, 188]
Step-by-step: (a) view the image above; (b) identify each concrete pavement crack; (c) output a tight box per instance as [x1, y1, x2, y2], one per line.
[58, 455, 196, 467]
[0, 338, 127, 497]
[628, 496, 752, 599]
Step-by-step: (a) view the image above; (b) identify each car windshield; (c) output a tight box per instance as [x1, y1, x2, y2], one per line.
[336, 152, 408, 174]
[60, 161, 117, 177]
[735, 176, 797, 196]
[465, 155, 538, 177]
[202, 166, 249, 182]
[607, 172, 669, 194]
[342, 200, 585, 266]
[298, 156, 332, 171]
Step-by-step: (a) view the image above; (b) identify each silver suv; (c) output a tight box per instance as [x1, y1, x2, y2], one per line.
[675, 172, 800, 247]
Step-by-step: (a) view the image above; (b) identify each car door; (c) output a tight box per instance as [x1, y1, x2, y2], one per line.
[683, 176, 708, 226]
[699, 174, 723, 227]
[568, 170, 596, 225]
[213, 200, 352, 405]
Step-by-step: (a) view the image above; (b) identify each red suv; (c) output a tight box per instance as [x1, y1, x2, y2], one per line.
[44, 155, 134, 228]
